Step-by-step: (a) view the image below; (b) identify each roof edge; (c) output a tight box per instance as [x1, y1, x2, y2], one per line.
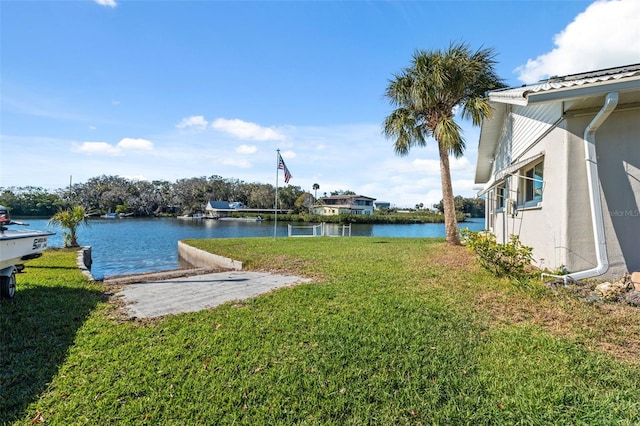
[489, 63, 640, 106]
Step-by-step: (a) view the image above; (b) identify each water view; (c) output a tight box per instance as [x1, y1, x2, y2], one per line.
[19, 217, 485, 279]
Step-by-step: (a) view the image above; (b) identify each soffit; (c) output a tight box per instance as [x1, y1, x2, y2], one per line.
[475, 103, 507, 184]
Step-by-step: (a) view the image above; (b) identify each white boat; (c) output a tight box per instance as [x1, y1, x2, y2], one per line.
[0, 228, 54, 271]
[177, 213, 204, 220]
[0, 206, 55, 299]
[218, 216, 263, 222]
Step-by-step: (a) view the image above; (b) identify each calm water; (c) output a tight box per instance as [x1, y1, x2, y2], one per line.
[17, 217, 485, 279]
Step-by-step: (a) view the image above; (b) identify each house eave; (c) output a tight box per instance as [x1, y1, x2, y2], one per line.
[526, 76, 640, 105]
[489, 73, 640, 107]
[475, 103, 507, 184]
[475, 66, 640, 187]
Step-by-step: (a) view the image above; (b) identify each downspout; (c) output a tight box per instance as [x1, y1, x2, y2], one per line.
[543, 92, 618, 283]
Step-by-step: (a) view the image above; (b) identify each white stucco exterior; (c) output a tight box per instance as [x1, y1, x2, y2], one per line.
[475, 64, 640, 280]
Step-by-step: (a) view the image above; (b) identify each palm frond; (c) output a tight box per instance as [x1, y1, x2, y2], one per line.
[383, 108, 425, 156]
[434, 117, 465, 158]
[383, 41, 503, 158]
[461, 97, 493, 126]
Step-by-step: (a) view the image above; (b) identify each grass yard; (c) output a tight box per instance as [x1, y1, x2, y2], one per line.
[2, 238, 640, 424]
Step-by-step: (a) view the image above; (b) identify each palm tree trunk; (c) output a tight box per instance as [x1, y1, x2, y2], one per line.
[438, 141, 461, 245]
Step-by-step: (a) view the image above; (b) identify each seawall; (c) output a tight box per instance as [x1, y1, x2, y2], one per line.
[177, 241, 243, 270]
[77, 246, 95, 281]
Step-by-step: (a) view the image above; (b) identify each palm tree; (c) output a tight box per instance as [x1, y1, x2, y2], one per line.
[312, 183, 320, 202]
[48, 206, 89, 247]
[383, 42, 504, 245]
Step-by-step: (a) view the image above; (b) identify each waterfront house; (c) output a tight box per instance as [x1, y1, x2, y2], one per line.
[474, 63, 640, 281]
[204, 201, 233, 218]
[312, 195, 376, 216]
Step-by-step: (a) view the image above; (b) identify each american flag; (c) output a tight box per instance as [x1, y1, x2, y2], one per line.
[278, 153, 292, 183]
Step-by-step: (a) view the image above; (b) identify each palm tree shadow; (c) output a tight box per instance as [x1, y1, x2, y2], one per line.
[0, 284, 102, 424]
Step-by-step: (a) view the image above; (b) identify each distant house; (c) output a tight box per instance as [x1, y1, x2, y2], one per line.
[374, 201, 391, 210]
[312, 195, 376, 216]
[474, 63, 640, 281]
[204, 201, 233, 218]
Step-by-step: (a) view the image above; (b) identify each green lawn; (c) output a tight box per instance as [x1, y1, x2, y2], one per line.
[2, 238, 640, 425]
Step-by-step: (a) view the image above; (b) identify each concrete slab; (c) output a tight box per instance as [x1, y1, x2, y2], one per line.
[117, 271, 311, 319]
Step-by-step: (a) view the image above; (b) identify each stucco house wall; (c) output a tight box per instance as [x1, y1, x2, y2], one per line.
[594, 109, 640, 274]
[488, 121, 570, 272]
[563, 118, 595, 273]
[560, 109, 640, 277]
[476, 64, 640, 280]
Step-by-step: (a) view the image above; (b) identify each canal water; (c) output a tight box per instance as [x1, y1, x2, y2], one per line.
[18, 217, 485, 279]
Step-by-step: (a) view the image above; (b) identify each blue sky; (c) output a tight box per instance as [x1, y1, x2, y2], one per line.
[1, 0, 639, 208]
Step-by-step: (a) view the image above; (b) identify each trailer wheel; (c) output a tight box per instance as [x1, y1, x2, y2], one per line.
[0, 272, 16, 299]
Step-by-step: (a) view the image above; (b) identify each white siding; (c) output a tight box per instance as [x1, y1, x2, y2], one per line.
[492, 108, 513, 173]
[511, 103, 562, 159]
[491, 103, 561, 178]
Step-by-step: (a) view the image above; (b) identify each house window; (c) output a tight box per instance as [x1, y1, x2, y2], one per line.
[496, 182, 507, 210]
[486, 193, 494, 230]
[521, 160, 544, 207]
[493, 177, 510, 212]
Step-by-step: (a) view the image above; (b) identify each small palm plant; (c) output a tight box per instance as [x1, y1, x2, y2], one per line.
[48, 206, 89, 247]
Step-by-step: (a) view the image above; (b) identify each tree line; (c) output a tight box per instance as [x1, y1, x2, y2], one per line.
[0, 175, 308, 217]
[432, 196, 485, 218]
[0, 175, 483, 219]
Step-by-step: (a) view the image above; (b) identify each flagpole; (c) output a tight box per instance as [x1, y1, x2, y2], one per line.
[274, 149, 279, 238]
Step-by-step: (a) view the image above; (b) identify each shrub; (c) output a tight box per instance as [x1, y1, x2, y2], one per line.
[461, 229, 533, 278]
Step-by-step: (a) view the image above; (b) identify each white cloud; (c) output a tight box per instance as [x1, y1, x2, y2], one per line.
[117, 138, 154, 151]
[211, 118, 286, 141]
[375, 151, 478, 207]
[177, 115, 208, 130]
[410, 158, 440, 174]
[72, 138, 153, 156]
[385, 156, 469, 176]
[516, 0, 640, 83]
[449, 156, 472, 172]
[72, 141, 121, 156]
[236, 144, 257, 154]
[280, 150, 296, 159]
[95, 0, 117, 7]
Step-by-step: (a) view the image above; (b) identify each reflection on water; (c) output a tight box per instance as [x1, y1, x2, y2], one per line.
[17, 217, 485, 279]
